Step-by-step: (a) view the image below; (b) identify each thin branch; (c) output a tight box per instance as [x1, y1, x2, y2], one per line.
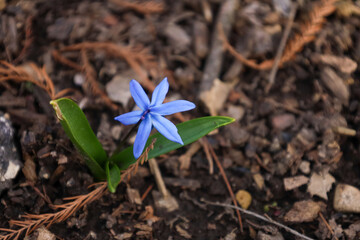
[199, 138, 213, 174]
[319, 212, 338, 240]
[220, 0, 338, 70]
[52, 50, 82, 71]
[109, 0, 164, 15]
[206, 138, 243, 232]
[204, 201, 314, 240]
[61, 42, 156, 91]
[80, 49, 118, 110]
[266, 3, 297, 93]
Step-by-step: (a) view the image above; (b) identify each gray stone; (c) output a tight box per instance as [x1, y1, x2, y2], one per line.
[0, 113, 22, 194]
[106, 73, 133, 106]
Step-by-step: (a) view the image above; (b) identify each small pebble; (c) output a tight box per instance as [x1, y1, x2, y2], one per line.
[271, 113, 295, 130]
[74, 73, 85, 86]
[299, 161, 310, 174]
[235, 190, 252, 209]
[227, 104, 245, 121]
[334, 184, 360, 213]
[111, 125, 122, 140]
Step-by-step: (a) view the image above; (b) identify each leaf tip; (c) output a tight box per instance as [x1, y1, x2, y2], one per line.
[50, 100, 64, 120]
[227, 117, 236, 123]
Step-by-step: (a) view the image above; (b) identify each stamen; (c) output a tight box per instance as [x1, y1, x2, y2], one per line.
[141, 109, 150, 120]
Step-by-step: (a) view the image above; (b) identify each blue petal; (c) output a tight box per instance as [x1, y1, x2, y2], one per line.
[151, 100, 195, 116]
[114, 110, 143, 125]
[150, 77, 169, 106]
[130, 80, 150, 110]
[151, 113, 183, 145]
[133, 114, 152, 159]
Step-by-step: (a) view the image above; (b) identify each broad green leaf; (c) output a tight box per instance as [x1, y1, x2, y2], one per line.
[50, 98, 107, 180]
[105, 162, 121, 193]
[110, 116, 234, 170]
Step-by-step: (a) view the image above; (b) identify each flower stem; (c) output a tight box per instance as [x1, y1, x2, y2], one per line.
[112, 120, 141, 157]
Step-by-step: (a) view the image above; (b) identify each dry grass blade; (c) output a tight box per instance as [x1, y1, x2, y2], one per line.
[52, 50, 82, 71]
[60, 42, 156, 91]
[57, 41, 185, 121]
[121, 138, 157, 182]
[0, 183, 107, 240]
[220, 0, 338, 70]
[0, 61, 55, 99]
[109, 0, 164, 14]
[13, 15, 34, 64]
[0, 61, 74, 100]
[80, 49, 118, 110]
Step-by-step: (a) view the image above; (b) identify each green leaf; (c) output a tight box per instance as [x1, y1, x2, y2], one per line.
[105, 161, 121, 193]
[50, 98, 107, 180]
[110, 116, 235, 170]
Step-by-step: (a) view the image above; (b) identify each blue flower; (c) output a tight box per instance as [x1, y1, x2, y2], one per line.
[115, 78, 195, 159]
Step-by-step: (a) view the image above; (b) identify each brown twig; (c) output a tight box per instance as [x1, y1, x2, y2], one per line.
[109, 0, 164, 14]
[0, 61, 74, 100]
[266, 3, 297, 93]
[56, 41, 185, 121]
[199, 138, 214, 174]
[13, 15, 33, 64]
[0, 183, 107, 240]
[0, 140, 158, 239]
[60, 42, 156, 91]
[141, 184, 154, 201]
[80, 49, 118, 110]
[254, 154, 272, 172]
[52, 50, 82, 72]
[220, 0, 338, 70]
[28, 183, 52, 205]
[0, 61, 55, 99]
[318, 212, 338, 240]
[205, 138, 243, 232]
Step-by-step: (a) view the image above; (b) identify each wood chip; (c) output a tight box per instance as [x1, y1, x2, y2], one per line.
[252, 173, 264, 190]
[284, 175, 309, 191]
[33, 227, 56, 240]
[307, 171, 335, 200]
[284, 200, 321, 223]
[126, 187, 142, 205]
[176, 225, 192, 239]
[22, 153, 37, 183]
[320, 67, 349, 105]
[200, 78, 233, 116]
[193, 20, 209, 58]
[138, 205, 160, 222]
[311, 53, 357, 74]
[163, 177, 201, 191]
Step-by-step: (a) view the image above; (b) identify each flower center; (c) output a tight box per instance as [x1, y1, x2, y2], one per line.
[140, 109, 150, 120]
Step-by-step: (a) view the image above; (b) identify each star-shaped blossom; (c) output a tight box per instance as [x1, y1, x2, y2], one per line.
[115, 78, 195, 159]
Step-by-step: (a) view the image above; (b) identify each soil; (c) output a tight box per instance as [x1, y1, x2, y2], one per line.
[1, 0, 360, 239]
